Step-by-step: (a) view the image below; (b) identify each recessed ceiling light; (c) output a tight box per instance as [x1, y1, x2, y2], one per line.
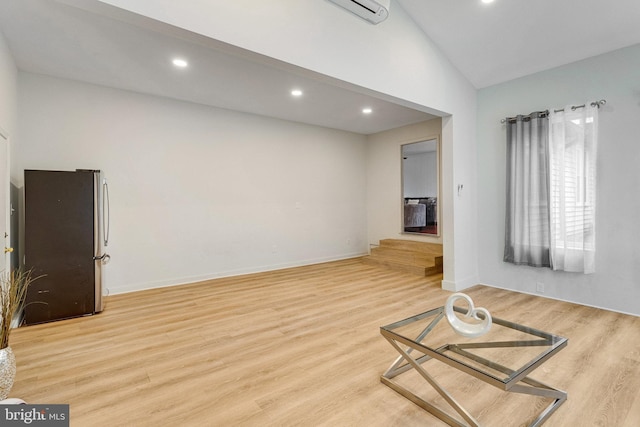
[362, 108, 373, 114]
[172, 58, 188, 68]
[291, 89, 303, 97]
[481, 0, 495, 4]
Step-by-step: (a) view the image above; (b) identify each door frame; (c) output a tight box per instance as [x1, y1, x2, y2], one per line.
[0, 125, 10, 273]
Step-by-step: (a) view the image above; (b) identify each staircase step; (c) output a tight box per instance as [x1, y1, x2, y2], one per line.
[362, 239, 443, 277]
[370, 247, 441, 266]
[362, 256, 440, 276]
[379, 239, 443, 254]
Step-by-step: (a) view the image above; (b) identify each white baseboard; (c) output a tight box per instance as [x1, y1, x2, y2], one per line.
[477, 282, 640, 317]
[106, 252, 368, 296]
[441, 275, 478, 292]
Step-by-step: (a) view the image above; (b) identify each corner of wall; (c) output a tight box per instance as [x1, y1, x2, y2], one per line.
[0, 29, 18, 136]
[441, 275, 478, 292]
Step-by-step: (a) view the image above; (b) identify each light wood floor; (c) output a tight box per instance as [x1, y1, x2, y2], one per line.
[9, 259, 640, 426]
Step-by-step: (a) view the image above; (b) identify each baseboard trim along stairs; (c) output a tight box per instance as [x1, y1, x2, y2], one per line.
[361, 239, 443, 276]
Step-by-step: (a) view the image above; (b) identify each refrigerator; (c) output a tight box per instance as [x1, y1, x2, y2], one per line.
[23, 169, 110, 325]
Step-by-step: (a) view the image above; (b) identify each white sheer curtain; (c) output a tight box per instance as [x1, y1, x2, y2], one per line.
[504, 113, 552, 267]
[548, 105, 598, 273]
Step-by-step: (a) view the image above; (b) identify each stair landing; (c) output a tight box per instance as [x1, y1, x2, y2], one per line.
[361, 239, 443, 276]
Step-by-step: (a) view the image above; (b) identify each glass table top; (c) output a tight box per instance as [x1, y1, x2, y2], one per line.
[381, 306, 568, 388]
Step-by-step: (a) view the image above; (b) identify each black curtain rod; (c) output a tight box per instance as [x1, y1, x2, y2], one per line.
[501, 99, 606, 124]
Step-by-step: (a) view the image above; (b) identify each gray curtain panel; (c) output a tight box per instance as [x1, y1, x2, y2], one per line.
[504, 112, 552, 267]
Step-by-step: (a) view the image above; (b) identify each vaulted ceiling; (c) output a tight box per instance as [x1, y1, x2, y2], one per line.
[399, 0, 640, 88]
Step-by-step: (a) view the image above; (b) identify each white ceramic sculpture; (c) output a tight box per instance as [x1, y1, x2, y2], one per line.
[444, 293, 492, 338]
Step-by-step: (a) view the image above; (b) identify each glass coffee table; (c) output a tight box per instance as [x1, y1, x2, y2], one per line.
[380, 305, 568, 426]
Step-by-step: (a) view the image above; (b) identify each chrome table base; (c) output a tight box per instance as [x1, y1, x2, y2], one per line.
[380, 309, 567, 426]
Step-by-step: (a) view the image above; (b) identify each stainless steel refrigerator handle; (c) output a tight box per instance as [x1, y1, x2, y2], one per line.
[103, 179, 110, 246]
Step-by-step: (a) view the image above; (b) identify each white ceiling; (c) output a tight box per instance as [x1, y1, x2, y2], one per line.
[1, 0, 639, 134]
[0, 0, 436, 135]
[397, 0, 640, 88]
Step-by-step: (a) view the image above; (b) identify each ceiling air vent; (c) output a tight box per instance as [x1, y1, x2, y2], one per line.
[328, 0, 390, 24]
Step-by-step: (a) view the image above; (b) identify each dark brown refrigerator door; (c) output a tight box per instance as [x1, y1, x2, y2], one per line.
[24, 170, 95, 325]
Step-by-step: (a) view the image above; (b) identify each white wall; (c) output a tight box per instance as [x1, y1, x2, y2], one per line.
[477, 44, 640, 316]
[0, 30, 17, 136]
[15, 72, 368, 294]
[367, 119, 443, 245]
[97, 0, 479, 291]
